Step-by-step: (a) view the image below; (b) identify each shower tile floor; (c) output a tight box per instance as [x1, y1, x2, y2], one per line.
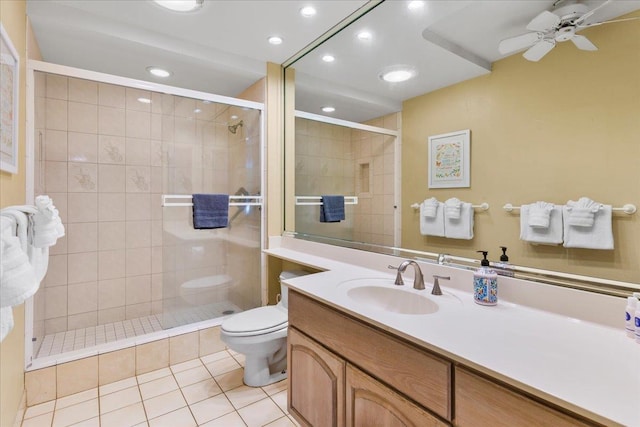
[36, 303, 242, 359]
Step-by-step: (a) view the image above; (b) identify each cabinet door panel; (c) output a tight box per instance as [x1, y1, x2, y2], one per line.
[346, 364, 448, 427]
[455, 367, 595, 427]
[288, 327, 345, 427]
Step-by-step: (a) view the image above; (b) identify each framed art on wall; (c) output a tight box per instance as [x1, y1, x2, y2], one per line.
[428, 129, 470, 189]
[0, 23, 20, 174]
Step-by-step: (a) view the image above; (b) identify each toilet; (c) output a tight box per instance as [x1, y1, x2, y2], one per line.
[220, 270, 309, 387]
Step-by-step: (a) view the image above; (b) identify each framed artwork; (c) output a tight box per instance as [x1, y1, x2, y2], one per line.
[428, 129, 470, 188]
[0, 23, 19, 174]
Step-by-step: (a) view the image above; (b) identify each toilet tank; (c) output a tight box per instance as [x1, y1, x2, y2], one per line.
[279, 270, 310, 308]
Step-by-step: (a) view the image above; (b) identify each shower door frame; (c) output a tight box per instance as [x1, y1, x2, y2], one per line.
[25, 60, 267, 370]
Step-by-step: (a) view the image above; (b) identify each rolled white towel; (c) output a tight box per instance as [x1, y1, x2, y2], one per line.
[422, 197, 440, 218]
[0, 234, 39, 307]
[528, 201, 554, 228]
[565, 197, 601, 227]
[444, 197, 462, 220]
[32, 196, 65, 247]
[0, 307, 14, 342]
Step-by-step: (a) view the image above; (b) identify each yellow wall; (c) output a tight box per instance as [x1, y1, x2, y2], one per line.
[402, 14, 640, 283]
[1, 0, 28, 425]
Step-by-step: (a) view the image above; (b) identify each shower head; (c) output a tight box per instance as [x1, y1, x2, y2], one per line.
[228, 120, 244, 134]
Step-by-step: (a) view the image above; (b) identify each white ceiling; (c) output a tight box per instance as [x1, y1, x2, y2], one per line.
[26, 0, 368, 96]
[27, 0, 640, 122]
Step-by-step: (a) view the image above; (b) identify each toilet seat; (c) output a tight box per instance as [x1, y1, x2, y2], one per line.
[221, 306, 287, 337]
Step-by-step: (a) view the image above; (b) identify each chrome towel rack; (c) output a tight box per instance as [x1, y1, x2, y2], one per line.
[503, 203, 637, 214]
[410, 202, 489, 211]
[295, 196, 358, 206]
[162, 194, 263, 207]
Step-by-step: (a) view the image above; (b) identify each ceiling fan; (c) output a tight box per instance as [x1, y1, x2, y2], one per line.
[498, 0, 638, 62]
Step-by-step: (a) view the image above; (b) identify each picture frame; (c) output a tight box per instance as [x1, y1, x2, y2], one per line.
[0, 23, 20, 174]
[428, 129, 470, 189]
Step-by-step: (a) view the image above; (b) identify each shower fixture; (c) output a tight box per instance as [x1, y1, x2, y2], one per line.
[228, 120, 244, 134]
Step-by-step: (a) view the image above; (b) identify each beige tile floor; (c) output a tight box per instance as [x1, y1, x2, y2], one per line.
[21, 349, 299, 427]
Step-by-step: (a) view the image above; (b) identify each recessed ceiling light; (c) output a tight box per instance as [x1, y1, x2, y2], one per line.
[357, 31, 372, 41]
[321, 106, 335, 113]
[194, 108, 202, 113]
[300, 6, 316, 17]
[407, 1, 424, 11]
[268, 36, 283, 45]
[380, 66, 417, 83]
[137, 97, 152, 104]
[153, 0, 203, 12]
[146, 66, 172, 78]
[322, 55, 335, 63]
[230, 115, 239, 120]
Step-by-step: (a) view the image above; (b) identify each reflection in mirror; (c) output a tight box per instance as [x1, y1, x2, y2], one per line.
[285, 0, 640, 291]
[293, 113, 399, 246]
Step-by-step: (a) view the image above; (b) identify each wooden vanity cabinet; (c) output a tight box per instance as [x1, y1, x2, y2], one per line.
[288, 290, 451, 425]
[454, 367, 595, 427]
[288, 289, 600, 427]
[346, 364, 448, 427]
[288, 327, 345, 427]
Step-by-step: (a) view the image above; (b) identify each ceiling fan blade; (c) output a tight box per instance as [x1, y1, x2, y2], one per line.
[578, 16, 640, 28]
[571, 35, 597, 51]
[498, 32, 542, 55]
[523, 39, 556, 62]
[573, 0, 612, 26]
[526, 11, 561, 31]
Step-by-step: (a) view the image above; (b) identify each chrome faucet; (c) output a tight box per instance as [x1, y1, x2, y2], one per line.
[394, 260, 425, 290]
[431, 275, 450, 296]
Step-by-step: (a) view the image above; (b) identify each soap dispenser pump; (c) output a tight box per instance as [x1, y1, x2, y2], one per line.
[495, 246, 514, 277]
[474, 251, 498, 306]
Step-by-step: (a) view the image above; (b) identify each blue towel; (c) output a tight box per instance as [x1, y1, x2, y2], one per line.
[192, 194, 229, 229]
[320, 195, 345, 223]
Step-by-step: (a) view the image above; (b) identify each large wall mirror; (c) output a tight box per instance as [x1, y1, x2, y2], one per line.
[284, 0, 640, 292]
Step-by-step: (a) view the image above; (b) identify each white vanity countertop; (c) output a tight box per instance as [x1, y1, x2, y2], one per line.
[265, 243, 640, 426]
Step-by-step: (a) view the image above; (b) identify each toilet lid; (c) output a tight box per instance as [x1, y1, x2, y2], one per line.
[222, 306, 287, 335]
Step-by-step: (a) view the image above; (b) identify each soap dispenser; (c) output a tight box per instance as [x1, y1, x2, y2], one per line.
[495, 246, 514, 277]
[474, 251, 498, 306]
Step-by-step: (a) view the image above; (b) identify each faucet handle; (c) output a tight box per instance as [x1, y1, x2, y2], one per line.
[431, 275, 450, 296]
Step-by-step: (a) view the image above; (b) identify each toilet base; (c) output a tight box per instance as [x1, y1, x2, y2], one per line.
[243, 340, 288, 387]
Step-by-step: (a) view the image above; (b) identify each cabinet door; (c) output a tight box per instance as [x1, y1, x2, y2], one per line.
[455, 367, 594, 427]
[288, 327, 345, 427]
[346, 364, 449, 427]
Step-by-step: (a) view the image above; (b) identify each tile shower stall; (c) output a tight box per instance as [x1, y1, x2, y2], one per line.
[32, 71, 263, 360]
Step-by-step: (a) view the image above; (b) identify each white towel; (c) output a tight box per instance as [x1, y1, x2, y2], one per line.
[0, 307, 14, 342]
[420, 200, 445, 237]
[422, 197, 440, 218]
[520, 204, 564, 245]
[563, 204, 613, 250]
[444, 197, 462, 220]
[33, 195, 65, 248]
[528, 201, 554, 228]
[565, 197, 601, 227]
[0, 233, 39, 307]
[444, 200, 474, 239]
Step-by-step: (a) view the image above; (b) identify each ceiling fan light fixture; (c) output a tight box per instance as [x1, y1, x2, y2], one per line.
[380, 66, 416, 83]
[146, 66, 172, 78]
[153, 0, 203, 12]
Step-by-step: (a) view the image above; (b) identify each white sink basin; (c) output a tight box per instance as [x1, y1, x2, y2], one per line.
[342, 281, 439, 315]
